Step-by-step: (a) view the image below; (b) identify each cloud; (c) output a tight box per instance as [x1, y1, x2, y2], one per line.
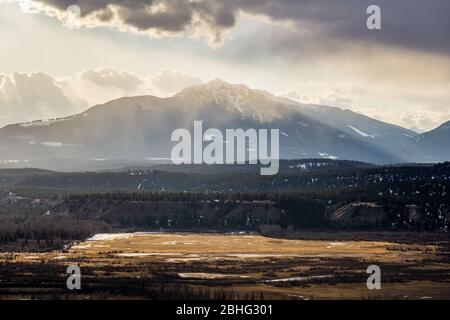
[242, 0, 450, 55]
[0, 67, 447, 132]
[280, 76, 450, 132]
[375, 110, 450, 133]
[146, 70, 202, 96]
[4, 0, 240, 45]
[4, 0, 450, 53]
[0, 72, 87, 127]
[80, 68, 144, 91]
[0, 68, 202, 128]
[70, 68, 202, 104]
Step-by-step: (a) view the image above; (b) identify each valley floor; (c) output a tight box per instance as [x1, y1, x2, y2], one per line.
[1, 232, 449, 300]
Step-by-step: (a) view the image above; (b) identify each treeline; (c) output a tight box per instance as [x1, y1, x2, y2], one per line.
[0, 162, 448, 236]
[0, 215, 111, 251]
[56, 196, 329, 231]
[2, 162, 449, 193]
[65, 190, 328, 202]
[58, 183, 449, 232]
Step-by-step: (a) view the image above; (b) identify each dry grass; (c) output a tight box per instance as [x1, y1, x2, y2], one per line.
[1, 232, 449, 300]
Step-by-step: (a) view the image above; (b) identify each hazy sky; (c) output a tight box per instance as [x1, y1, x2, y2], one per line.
[0, 0, 449, 131]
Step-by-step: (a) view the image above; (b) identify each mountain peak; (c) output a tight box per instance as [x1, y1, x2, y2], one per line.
[1, 77, 447, 164]
[202, 78, 254, 92]
[205, 78, 230, 87]
[172, 78, 285, 122]
[439, 120, 450, 127]
[431, 120, 450, 132]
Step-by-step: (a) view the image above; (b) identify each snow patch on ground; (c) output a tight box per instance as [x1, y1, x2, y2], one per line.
[87, 231, 176, 242]
[223, 253, 297, 258]
[318, 152, 338, 160]
[329, 242, 347, 246]
[19, 117, 75, 128]
[116, 253, 180, 257]
[178, 273, 249, 279]
[23, 255, 40, 260]
[327, 242, 347, 249]
[87, 233, 135, 241]
[71, 244, 92, 249]
[2, 160, 29, 164]
[264, 275, 333, 283]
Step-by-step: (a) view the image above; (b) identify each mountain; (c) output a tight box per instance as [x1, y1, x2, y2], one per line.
[0, 79, 446, 169]
[407, 121, 450, 162]
[285, 103, 417, 157]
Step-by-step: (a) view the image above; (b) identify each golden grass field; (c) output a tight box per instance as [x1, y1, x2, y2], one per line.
[1, 233, 450, 300]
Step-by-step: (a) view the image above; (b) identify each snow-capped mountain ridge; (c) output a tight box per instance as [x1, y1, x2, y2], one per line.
[175, 79, 285, 123]
[408, 120, 450, 162]
[0, 79, 448, 167]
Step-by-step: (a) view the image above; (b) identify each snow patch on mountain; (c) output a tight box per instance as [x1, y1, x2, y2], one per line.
[176, 79, 282, 123]
[41, 142, 64, 147]
[41, 142, 81, 148]
[347, 125, 376, 139]
[19, 117, 76, 128]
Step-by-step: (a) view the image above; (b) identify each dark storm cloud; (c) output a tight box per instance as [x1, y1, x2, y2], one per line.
[29, 0, 450, 53]
[237, 0, 450, 54]
[37, 0, 237, 29]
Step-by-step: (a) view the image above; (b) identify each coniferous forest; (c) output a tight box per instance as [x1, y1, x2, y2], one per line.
[1, 161, 449, 251]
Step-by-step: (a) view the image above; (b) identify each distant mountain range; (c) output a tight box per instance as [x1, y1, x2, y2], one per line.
[409, 121, 450, 162]
[0, 79, 448, 169]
